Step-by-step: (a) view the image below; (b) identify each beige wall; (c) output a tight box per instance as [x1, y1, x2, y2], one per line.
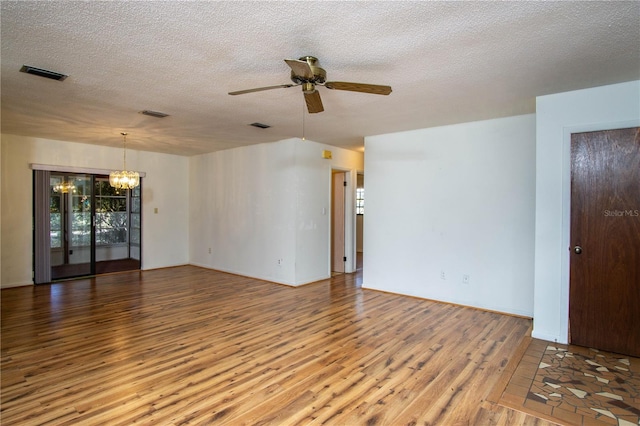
[1, 134, 189, 288]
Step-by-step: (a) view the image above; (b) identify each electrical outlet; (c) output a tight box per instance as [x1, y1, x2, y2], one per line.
[440, 271, 446, 280]
[462, 274, 470, 284]
[208, 247, 211, 254]
[277, 259, 283, 266]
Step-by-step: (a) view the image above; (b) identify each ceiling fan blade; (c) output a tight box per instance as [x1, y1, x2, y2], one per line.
[324, 81, 392, 95]
[229, 84, 296, 95]
[284, 59, 314, 79]
[304, 90, 324, 114]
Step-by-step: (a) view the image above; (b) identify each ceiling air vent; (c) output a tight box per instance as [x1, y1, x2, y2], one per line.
[250, 122, 271, 129]
[140, 110, 170, 118]
[19, 65, 68, 81]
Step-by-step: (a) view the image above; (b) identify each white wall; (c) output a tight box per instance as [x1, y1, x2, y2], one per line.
[189, 139, 298, 284]
[0, 134, 189, 288]
[364, 114, 536, 316]
[533, 80, 640, 343]
[189, 138, 363, 286]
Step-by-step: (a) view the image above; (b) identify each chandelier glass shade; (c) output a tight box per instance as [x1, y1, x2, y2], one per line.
[109, 170, 139, 189]
[109, 132, 140, 189]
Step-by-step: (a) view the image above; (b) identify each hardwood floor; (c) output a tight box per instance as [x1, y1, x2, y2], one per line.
[1, 265, 555, 425]
[51, 258, 141, 281]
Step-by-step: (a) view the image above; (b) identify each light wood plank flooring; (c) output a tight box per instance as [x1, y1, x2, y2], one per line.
[2, 265, 554, 425]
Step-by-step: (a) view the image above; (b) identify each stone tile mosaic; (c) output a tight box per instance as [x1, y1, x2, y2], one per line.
[524, 345, 640, 425]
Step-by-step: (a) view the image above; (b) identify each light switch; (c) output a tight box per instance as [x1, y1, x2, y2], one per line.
[154, 207, 158, 214]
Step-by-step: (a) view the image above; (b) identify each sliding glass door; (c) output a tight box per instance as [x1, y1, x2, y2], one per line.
[33, 170, 141, 283]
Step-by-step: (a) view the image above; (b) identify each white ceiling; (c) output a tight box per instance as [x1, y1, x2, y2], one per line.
[1, 1, 639, 156]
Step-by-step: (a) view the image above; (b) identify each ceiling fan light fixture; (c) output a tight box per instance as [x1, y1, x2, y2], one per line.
[302, 82, 316, 94]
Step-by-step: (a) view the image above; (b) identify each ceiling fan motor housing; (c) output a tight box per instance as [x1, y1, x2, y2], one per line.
[290, 56, 326, 85]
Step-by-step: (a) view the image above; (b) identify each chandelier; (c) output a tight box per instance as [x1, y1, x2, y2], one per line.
[53, 180, 76, 193]
[109, 132, 139, 189]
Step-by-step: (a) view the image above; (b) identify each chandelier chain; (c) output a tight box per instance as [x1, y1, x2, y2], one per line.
[109, 131, 139, 189]
[122, 132, 127, 170]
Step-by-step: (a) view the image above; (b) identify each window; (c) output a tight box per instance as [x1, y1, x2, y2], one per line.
[130, 185, 141, 249]
[356, 188, 364, 215]
[95, 179, 128, 245]
[71, 179, 92, 247]
[49, 178, 62, 248]
[47, 176, 134, 248]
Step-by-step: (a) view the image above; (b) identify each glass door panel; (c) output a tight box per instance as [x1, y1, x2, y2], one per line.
[129, 185, 142, 262]
[50, 174, 94, 280]
[93, 178, 141, 273]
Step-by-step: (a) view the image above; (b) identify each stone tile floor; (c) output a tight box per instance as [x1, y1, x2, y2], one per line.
[499, 339, 639, 425]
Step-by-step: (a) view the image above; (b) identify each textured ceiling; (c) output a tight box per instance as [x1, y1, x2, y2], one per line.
[1, 1, 639, 156]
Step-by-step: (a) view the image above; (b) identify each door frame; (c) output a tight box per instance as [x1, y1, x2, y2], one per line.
[329, 167, 357, 274]
[331, 171, 346, 274]
[559, 118, 640, 343]
[58, 172, 96, 278]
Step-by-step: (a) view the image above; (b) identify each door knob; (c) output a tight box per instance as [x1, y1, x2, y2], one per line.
[574, 246, 583, 254]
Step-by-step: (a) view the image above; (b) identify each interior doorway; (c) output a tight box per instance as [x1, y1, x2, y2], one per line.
[331, 171, 346, 274]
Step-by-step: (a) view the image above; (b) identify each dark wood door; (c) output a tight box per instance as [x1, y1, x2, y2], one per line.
[569, 127, 640, 357]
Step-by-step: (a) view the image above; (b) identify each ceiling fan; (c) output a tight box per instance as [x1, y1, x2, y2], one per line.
[228, 56, 392, 113]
